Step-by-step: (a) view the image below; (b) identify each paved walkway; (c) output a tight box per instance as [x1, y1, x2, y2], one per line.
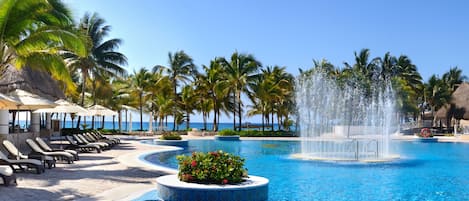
[0, 136, 173, 201]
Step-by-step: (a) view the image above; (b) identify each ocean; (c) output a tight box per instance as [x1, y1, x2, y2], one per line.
[16, 120, 284, 131]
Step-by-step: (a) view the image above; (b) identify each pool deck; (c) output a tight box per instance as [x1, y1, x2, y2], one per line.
[1, 134, 469, 201]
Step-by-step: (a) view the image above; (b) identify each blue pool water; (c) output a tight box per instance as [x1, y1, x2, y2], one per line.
[141, 140, 469, 201]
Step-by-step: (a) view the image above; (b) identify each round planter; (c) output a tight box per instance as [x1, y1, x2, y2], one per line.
[417, 137, 438, 142]
[153, 139, 189, 147]
[157, 175, 268, 201]
[214, 135, 240, 141]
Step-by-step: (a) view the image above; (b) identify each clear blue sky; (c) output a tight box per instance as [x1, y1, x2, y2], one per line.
[63, 0, 469, 123]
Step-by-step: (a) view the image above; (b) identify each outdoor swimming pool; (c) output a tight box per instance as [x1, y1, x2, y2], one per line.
[138, 140, 469, 201]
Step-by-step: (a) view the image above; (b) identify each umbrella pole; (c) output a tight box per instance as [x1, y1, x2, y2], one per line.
[16, 106, 20, 160]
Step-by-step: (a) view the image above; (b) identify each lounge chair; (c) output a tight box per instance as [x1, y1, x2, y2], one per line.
[74, 134, 109, 150]
[0, 165, 16, 186]
[35, 137, 79, 161]
[25, 139, 74, 164]
[0, 151, 44, 174]
[2, 140, 55, 169]
[65, 136, 101, 153]
[84, 132, 116, 147]
[91, 130, 121, 144]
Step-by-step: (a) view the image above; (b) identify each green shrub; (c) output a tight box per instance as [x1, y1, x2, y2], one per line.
[218, 129, 238, 136]
[177, 150, 248, 184]
[160, 132, 182, 140]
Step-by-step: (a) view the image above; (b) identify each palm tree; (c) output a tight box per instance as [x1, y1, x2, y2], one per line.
[196, 59, 231, 131]
[425, 75, 451, 126]
[180, 85, 197, 130]
[218, 52, 261, 131]
[247, 69, 273, 131]
[344, 49, 381, 92]
[153, 51, 196, 130]
[66, 13, 127, 128]
[442, 67, 466, 92]
[146, 67, 173, 130]
[0, 0, 85, 87]
[109, 78, 132, 132]
[440, 67, 466, 128]
[392, 55, 423, 120]
[128, 68, 153, 131]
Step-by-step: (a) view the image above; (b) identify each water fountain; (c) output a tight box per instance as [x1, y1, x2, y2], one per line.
[293, 71, 398, 162]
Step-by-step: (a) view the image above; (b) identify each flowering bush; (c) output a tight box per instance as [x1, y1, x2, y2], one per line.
[176, 150, 248, 184]
[419, 128, 433, 138]
[160, 132, 182, 140]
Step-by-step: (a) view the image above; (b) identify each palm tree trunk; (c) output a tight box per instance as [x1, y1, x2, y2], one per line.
[271, 105, 274, 131]
[118, 110, 121, 132]
[278, 115, 281, 131]
[77, 71, 87, 128]
[63, 113, 67, 128]
[262, 111, 265, 132]
[173, 83, 177, 131]
[237, 91, 242, 131]
[217, 110, 221, 132]
[101, 116, 105, 129]
[213, 104, 218, 131]
[92, 116, 95, 129]
[139, 93, 143, 131]
[186, 110, 190, 130]
[203, 111, 207, 130]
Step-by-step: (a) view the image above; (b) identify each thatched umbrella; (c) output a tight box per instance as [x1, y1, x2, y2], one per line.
[0, 65, 65, 100]
[435, 83, 469, 128]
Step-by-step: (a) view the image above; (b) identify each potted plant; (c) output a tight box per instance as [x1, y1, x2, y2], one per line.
[177, 150, 247, 184]
[215, 129, 240, 141]
[160, 132, 182, 140]
[156, 150, 269, 201]
[154, 132, 188, 147]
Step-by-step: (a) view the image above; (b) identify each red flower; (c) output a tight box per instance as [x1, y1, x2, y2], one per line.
[191, 160, 197, 167]
[222, 179, 228, 184]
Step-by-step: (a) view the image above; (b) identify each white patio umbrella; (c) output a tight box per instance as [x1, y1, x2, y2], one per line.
[76, 105, 118, 129]
[0, 93, 20, 109]
[8, 89, 56, 110]
[84, 104, 118, 116]
[33, 99, 88, 114]
[7, 89, 56, 156]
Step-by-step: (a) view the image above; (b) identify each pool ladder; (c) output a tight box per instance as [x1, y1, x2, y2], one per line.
[346, 139, 379, 160]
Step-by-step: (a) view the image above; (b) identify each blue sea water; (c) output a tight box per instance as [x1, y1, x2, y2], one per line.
[141, 140, 469, 201]
[18, 120, 277, 131]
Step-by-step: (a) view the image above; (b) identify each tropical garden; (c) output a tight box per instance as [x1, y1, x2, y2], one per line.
[0, 0, 466, 134]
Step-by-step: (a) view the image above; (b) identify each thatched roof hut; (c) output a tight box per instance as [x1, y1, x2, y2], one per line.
[435, 82, 469, 120]
[0, 65, 64, 100]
